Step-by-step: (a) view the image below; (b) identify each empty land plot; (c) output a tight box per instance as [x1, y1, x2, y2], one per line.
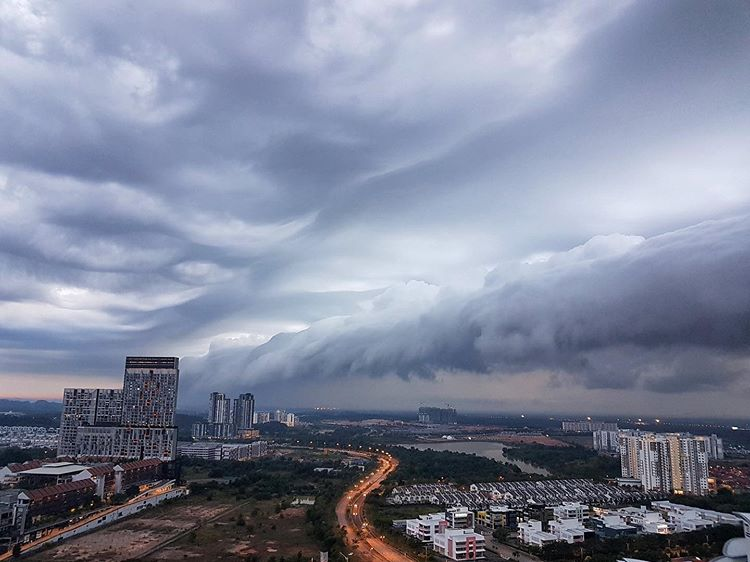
[143, 501, 320, 561]
[24, 496, 235, 562]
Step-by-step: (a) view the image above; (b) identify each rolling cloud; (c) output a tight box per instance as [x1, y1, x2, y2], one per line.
[182, 215, 750, 398]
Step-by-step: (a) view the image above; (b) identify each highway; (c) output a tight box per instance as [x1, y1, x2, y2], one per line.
[335, 450, 413, 562]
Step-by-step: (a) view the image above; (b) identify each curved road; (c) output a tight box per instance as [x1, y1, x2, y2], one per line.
[334, 450, 413, 562]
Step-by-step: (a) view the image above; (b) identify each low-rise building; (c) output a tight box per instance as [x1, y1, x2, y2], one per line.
[476, 505, 518, 530]
[589, 514, 638, 539]
[17, 462, 92, 489]
[445, 506, 474, 529]
[17, 479, 97, 522]
[114, 458, 163, 493]
[0, 491, 20, 551]
[552, 502, 588, 522]
[405, 513, 446, 543]
[518, 519, 557, 547]
[651, 501, 741, 531]
[177, 441, 268, 461]
[0, 460, 46, 487]
[617, 506, 670, 534]
[432, 528, 485, 561]
[548, 518, 588, 544]
[71, 465, 116, 499]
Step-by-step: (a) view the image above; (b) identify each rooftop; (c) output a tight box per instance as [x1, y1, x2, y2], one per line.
[19, 462, 91, 476]
[115, 458, 162, 472]
[19, 479, 97, 502]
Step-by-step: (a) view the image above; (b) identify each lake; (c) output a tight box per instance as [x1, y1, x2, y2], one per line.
[398, 440, 550, 476]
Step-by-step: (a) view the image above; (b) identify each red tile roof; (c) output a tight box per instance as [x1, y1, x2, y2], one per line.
[116, 458, 161, 472]
[6, 460, 45, 473]
[22, 479, 97, 502]
[85, 464, 115, 477]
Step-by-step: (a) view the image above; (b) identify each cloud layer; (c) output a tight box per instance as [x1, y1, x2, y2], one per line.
[182, 216, 750, 396]
[1, 1, 750, 414]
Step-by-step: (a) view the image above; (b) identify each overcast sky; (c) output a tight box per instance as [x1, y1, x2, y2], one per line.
[1, 1, 750, 417]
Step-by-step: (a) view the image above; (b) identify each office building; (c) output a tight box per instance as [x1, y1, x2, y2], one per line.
[619, 431, 709, 495]
[57, 357, 179, 461]
[418, 406, 457, 425]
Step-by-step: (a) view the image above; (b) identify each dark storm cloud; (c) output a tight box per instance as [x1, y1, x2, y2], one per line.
[182, 216, 750, 398]
[2, 1, 750, 412]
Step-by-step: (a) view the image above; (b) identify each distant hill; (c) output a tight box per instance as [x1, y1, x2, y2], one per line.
[0, 399, 61, 414]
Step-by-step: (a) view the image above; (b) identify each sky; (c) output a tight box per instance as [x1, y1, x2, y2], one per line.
[1, 1, 750, 417]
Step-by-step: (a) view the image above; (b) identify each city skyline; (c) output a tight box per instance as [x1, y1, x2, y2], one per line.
[2, 2, 750, 417]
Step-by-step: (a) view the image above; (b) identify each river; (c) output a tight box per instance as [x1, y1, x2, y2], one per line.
[398, 440, 550, 476]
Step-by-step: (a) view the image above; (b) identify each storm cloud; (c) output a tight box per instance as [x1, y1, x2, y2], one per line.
[182, 216, 750, 396]
[1, 1, 750, 414]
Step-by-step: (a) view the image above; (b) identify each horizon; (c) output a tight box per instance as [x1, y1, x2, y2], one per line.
[2, 394, 750, 426]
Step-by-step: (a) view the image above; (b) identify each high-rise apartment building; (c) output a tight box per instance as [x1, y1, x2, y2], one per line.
[57, 357, 179, 461]
[695, 434, 724, 460]
[58, 388, 123, 456]
[254, 411, 271, 424]
[592, 429, 620, 453]
[618, 430, 641, 479]
[192, 391, 258, 439]
[618, 431, 709, 495]
[208, 392, 232, 424]
[121, 356, 179, 427]
[233, 393, 255, 431]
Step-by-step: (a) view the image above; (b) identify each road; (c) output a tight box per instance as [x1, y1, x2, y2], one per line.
[334, 450, 413, 562]
[484, 537, 542, 562]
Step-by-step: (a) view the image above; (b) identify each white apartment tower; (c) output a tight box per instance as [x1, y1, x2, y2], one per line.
[208, 392, 232, 424]
[619, 430, 709, 495]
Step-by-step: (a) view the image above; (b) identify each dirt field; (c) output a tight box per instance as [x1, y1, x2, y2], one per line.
[25, 498, 234, 561]
[143, 503, 320, 561]
[480, 433, 571, 447]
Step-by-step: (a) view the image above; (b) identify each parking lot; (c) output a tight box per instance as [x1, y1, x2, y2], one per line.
[388, 479, 660, 508]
